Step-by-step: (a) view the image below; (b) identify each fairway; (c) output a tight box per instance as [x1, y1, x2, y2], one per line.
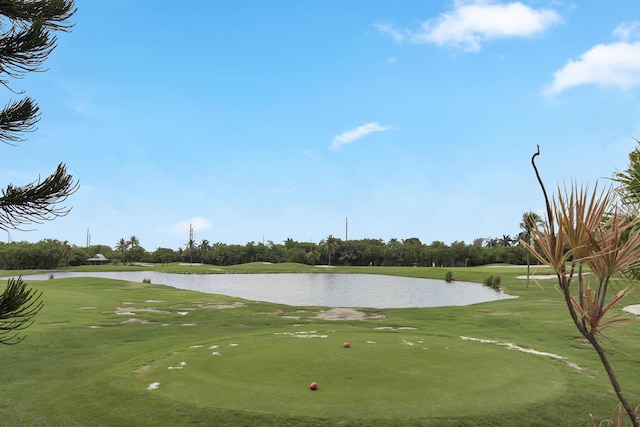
[1, 265, 639, 426]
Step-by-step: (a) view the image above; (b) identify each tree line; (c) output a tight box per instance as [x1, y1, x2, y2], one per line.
[0, 234, 536, 270]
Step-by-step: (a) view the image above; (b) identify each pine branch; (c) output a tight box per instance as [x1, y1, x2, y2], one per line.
[0, 0, 76, 31]
[0, 162, 79, 231]
[0, 96, 38, 143]
[0, 276, 43, 345]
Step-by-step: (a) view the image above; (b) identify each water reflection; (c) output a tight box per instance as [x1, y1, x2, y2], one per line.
[10, 272, 516, 309]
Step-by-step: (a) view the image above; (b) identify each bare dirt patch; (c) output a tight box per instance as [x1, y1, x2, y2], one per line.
[135, 364, 152, 375]
[315, 308, 385, 321]
[196, 302, 244, 309]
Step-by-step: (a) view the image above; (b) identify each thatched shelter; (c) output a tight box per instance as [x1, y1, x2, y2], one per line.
[87, 253, 109, 265]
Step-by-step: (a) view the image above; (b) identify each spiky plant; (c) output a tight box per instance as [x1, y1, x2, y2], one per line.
[526, 147, 639, 426]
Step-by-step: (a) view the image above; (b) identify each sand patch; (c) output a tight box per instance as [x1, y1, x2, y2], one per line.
[315, 308, 385, 320]
[460, 336, 582, 372]
[179, 262, 203, 266]
[375, 326, 417, 330]
[623, 304, 640, 316]
[275, 331, 329, 339]
[168, 362, 187, 370]
[121, 318, 152, 324]
[516, 274, 558, 280]
[115, 307, 171, 315]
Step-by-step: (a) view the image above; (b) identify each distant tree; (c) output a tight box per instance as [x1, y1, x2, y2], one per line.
[0, 0, 77, 345]
[185, 238, 196, 263]
[58, 239, 72, 266]
[612, 137, 640, 209]
[152, 247, 175, 265]
[322, 235, 339, 266]
[127, 235, 140, 249]
[472, 237, 485, 247]
[199, 239, 211, 263]
[114, 238, 128, 260]
[484, 237, 498, 248]
[339, 249, 358, 265]
[499, 234, 513, 247]
[519, 210, 544, 287]
[305, 248, 320, 265]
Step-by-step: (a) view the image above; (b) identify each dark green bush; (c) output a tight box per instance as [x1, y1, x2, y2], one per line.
[444, 271, 454, 282]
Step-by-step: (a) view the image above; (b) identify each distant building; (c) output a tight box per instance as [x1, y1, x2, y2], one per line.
[87, 253, 109, 265]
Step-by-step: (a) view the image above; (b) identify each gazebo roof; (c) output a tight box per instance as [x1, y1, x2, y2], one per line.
[87, 253, 108, 261]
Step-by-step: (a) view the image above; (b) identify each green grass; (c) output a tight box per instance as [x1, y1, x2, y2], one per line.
[0, 264, 639, 425]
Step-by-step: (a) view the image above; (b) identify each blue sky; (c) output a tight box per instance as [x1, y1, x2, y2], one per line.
[3, 0, 640, 251]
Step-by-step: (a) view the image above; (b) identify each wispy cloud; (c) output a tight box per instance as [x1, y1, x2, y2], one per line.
[330, 122, 393, 150]
[375, 0, 561, 52]
[271, 187, 297, 193]
[165, 216, 213, 235]
[545, 23, 640, 95]
[613, 21, 640, 41]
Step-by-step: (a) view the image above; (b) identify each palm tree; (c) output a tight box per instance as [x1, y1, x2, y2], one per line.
[186, 238, 196, 264]
[199, 239, 211, 264]
[305, 248, 320, 266]
[519, 211, 544, 288]
[58, 240, 73, 267]
[127, 235, 140, 249]
[612, 138, 640, 209]
[115, 238, 128, 261]
[322, 235, 339, 267]
[499, 234, 513, 247]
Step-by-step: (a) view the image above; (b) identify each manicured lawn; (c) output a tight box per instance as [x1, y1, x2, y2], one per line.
[0, 263, 638, 425]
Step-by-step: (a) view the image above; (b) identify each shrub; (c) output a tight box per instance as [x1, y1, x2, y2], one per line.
[444, 271, 454, 283]
[142, 278, 151, 284]
[483, 275, 501, 290]
[48, 274, 54, 280]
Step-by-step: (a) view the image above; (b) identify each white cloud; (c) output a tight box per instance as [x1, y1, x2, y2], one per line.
[545, 41, 640, 95]
[376, 0, 561, 52]
[330, 122, 393, 150]
[165, 216, 213, 235]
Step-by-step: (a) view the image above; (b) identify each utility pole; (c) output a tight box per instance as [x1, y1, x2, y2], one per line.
[345, 217, 348, 241]
[189, 223, 194, 264]
[86, 228, 91, 247]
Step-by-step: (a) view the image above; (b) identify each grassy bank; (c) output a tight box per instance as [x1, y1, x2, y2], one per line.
[1, 263, 639, 425]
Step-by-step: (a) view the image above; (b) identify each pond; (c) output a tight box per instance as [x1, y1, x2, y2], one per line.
[12, 271, 516, 309]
